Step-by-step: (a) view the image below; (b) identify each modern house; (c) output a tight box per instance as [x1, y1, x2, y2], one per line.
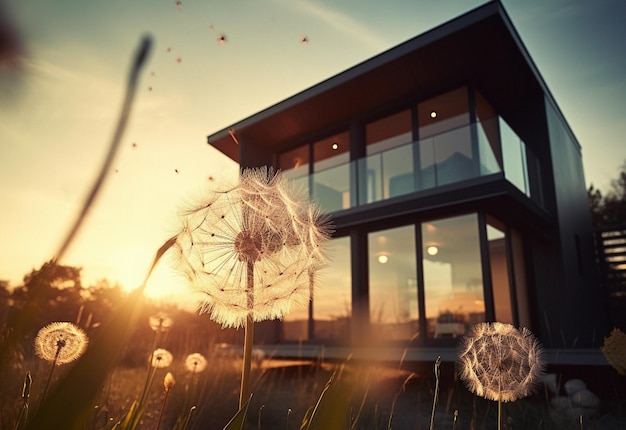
[207, 1, 605, 362]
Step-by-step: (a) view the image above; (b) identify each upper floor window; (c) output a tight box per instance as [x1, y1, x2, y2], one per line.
[366, 109, 413, 155]
[417, 87, 469, 139]
[313, 131, 350, 171]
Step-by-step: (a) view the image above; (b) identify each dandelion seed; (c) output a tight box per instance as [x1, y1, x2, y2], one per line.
[175, 168, 180, 173]
[166, 47, 172, 53]
[149, 312, 173, 333]
[151, 348, 173, 368]
[148, 86, 152, 91]
[173, 166, 332, 328]
[175, 1, 182, 8]
[35, 322, 88, 365]
[132, 142, 137, 148]
[176, 57, 182, 63]
[300, 35, 308, 44]
[457, 322, 545, 403]
[217, 33, 227, 44]
[602, 327, 626, 375]
[185, 353, 207, 373]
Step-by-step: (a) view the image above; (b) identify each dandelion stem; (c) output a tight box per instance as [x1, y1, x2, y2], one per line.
[429, 356, 442, 430]
[155, 388, 171, 430]
[497, 399, 502, 430]
[239, 261, 255, 410]
[41, 342, 64, 403]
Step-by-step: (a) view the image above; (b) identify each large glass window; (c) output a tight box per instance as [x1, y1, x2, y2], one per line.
[500, 118, 530, 196]
[487, 217, 514, 324]
[282, 236, 352, 342]
[474, 91, 503, 175]
[368, 225, 418, 342]
[422, 214, 485, 339]
[417, 88, 474, 187]
[279, 145, 310, 195]
[312, 131, 350, 212]
[364, 110, 414, 201]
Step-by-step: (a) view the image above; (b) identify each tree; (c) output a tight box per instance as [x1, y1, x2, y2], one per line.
[588, 160, 626, 229]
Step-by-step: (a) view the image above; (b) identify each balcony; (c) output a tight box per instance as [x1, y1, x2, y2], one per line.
[287, 117, 539, 214]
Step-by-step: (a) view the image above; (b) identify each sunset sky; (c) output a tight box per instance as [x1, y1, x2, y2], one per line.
[1, 0, 625, 309]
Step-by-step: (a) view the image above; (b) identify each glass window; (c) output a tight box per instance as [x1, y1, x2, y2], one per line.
[474, 91, 502, 175]
[368, 225, 419, 342]
[282, 236, 352, 342]
[418, 87, 470, 139]
[511, 229, 531, 328]
[487, 218, 513, 324]
[364, 110, 414, 201]
[366, 110, 413, 155]
[279, 145, 310, 195]
[417, 88, 474, 187]
[422, 214, 485, 339]
[312, 131, 351, 212]
[500, 118, 529, 195]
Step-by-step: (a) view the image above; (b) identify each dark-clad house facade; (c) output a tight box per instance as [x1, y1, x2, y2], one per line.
[207, 1, 604, 362]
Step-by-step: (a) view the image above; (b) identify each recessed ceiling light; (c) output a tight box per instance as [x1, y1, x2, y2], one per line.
[378, 254, 389, 264]
[331, 142, 338, 150]
[426, 245, 439, 256]
[430, 111, 437, 119]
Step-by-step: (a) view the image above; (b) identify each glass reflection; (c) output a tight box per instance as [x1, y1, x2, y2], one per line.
[368, 225, 418, 342]
[422, 214, 484, 338]
[282, 236, 352, 342]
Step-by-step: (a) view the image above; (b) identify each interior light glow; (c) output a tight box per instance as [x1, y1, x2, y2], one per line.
[430, 111, 437, 119]
[378, 254, 389, 264]
[426, 245, 439, 256]
[331, 142, 338, 150]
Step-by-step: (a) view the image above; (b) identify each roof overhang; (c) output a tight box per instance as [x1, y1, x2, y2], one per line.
[207, 1, 549, 163]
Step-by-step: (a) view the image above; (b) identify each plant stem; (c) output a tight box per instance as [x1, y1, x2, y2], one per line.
[239, 261, 255, 410]
[429, 356, 442, 430]
[155, 388, 171, 430]
[498, 399, 502, 430]
[41, 344, 63, 403]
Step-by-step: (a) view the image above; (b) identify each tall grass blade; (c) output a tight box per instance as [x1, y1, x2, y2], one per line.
[223, 394, 252, 430]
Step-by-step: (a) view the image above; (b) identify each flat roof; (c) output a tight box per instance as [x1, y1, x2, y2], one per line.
[207, 1, 553, 163]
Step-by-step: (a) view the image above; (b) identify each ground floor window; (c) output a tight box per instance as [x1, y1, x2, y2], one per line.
[282, 212, 524, 345]
[368, 225, 418, 342]
[281, 236, 351, 342]
[422, 214, 486, 339]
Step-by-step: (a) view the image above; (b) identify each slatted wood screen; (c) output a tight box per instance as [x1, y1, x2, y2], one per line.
[595, 225, 626, 331]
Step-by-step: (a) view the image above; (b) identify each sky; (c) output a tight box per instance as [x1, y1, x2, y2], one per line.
[1, 0, 625, 309]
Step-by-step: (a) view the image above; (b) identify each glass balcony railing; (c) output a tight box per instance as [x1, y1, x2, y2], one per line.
[288, 117, 539, 214]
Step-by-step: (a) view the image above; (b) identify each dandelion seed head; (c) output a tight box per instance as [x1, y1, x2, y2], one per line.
[151, 348, 173, 368]
[173, 166, 332, 328]
[217, 33, 227, 44]
[185, 352, 208, 373]
[34, 322, 88, 365]
[457, 322, 545, 402]
[149, 312, 173, 332]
